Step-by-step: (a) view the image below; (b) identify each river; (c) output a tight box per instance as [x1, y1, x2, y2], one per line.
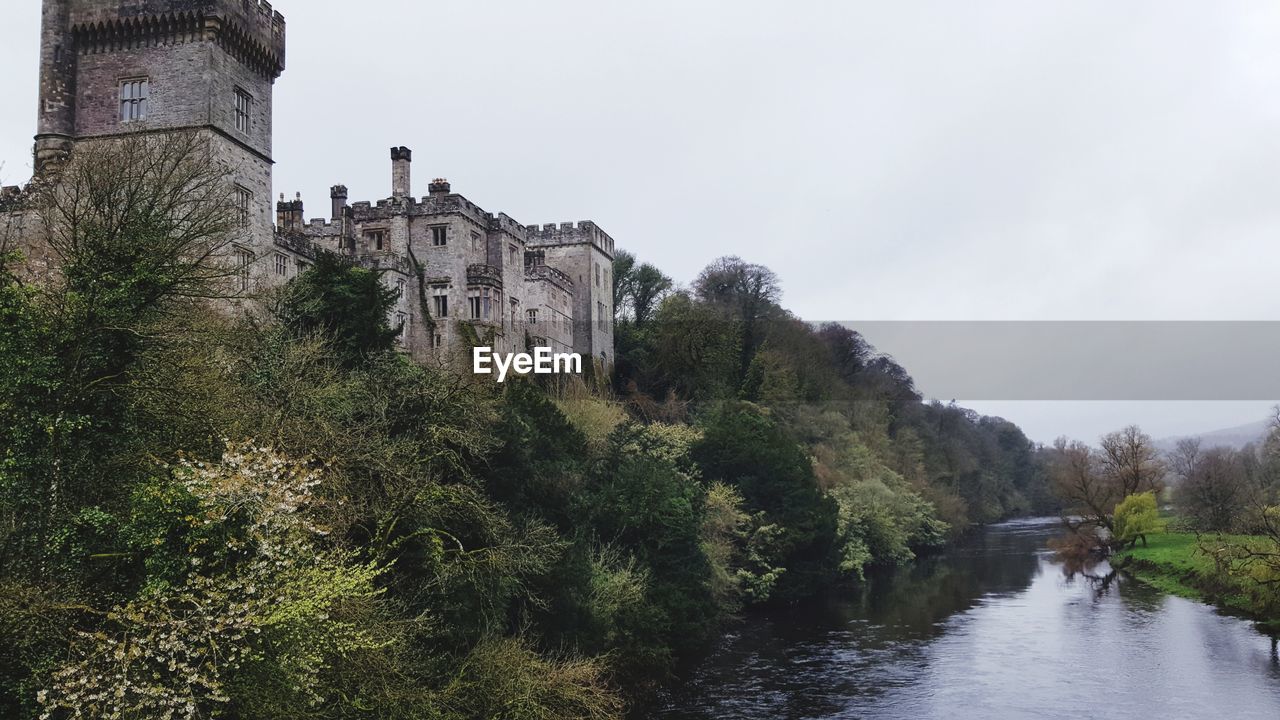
[653, 517, 1280, 719]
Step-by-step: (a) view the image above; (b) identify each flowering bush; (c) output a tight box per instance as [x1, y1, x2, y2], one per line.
[38, 442, 385, 720]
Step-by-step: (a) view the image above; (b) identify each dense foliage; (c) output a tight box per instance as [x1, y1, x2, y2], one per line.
[0, 138, 1055, 718]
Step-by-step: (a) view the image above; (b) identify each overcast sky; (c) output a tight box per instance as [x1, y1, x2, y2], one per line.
[3, 1, 1280, 443]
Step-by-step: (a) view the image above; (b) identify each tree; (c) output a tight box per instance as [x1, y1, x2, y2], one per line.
[1168, 437, 1203, 483]
[1113, 492, 1162, 548]
[613, 250, 673, 326]
[694, 257, 782, 381]
[1049, 438, 1118, 555]
[276, 249, 401, 366]
[1174, 446, 1250, 532]
[0, 132, 242, 577]
[1099, 426, 1166, 499]
[692, 403, 839, 601]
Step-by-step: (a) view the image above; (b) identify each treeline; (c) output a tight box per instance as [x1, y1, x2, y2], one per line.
[0, 134, 1052, 720]
[1048, 424, 1280, 616]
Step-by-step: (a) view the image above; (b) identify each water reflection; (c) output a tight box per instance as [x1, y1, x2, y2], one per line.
[655, 518, 1280, 720]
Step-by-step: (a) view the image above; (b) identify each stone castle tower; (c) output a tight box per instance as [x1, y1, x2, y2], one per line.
[33, 0, 286, 260]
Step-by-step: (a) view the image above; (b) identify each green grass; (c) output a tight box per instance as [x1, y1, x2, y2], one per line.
[1116, 531, 1279, 627]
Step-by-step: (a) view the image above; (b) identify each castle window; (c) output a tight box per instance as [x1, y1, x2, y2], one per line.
[365, 230, 386, 251]
[395, 312, 408, 343]
[297, 260, 311, 274]
[395, 278, 406, 299]
[433, 334, 443, 349]
[234, 185, 252, 227]
[235, 88, 252, 133]
[509, 245, 518, 265]
[595, 263, 601, 288]
[234, 248, 253, 292]
[432, 285, 449, 318]
[274, 253, 288, 277]
[467, 288, 492, 320]
[527, 309, 538, 325]
[119, 78, 149, 123]
[432, 226, 448, 247]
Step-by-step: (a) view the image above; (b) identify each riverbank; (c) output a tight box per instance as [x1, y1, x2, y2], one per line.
[1116, 532, 1280, 630]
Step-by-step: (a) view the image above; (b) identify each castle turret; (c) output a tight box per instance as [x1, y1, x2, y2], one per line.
[34, 0, 75, 173]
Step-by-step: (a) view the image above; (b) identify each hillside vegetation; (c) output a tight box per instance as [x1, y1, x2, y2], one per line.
[0, 135, 1055, 719]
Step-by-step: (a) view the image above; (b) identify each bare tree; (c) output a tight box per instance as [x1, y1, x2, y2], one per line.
[1099, 425, 1166, 499]
[34, 130, 242, 303]
[1175, 447, 1249, 532]
[1167, 437, 1203, 484]
[1051, 438, 1115, 532]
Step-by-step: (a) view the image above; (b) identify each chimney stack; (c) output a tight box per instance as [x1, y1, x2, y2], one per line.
[330, 184, 348, 221]
[391, 146, 412, 199]
[429, 178, 451, 196]
[276, 192, 304, 232]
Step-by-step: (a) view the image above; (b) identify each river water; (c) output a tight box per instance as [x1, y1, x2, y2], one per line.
[654, 517, 1280, 720]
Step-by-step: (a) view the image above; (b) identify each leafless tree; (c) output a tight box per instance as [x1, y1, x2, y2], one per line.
[33, 130, 242, 303]
[1167, 437, 1203, 484]
[1099, 425, 1166, 499]
[1175, 447, 1250, 532]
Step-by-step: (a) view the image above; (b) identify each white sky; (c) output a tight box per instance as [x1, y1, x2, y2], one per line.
[4, 1, 1280, 444]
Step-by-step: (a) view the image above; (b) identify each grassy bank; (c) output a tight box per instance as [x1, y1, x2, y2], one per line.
[1116, 532, 1279, 629]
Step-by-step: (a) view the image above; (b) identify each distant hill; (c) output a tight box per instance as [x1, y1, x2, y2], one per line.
[1154, 419, 1271, 453]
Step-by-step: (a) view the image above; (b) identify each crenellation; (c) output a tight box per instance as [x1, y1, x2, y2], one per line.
[66, 1, 287, 79]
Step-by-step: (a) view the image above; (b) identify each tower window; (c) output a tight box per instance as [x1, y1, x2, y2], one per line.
[527, 309, 538, 325]
[235, 88, 252, 133]
[234, 247, 253, 292]
[274, 253, 288, 277]
[432, 226, 448, 247]
[432, 284, 449, 318]
[119, 78, 149, 123]
[395, 279, 406, 299]
[365, 230, 386, 251]
[395, 312, 408, 343]
[234, 185, 252, 228]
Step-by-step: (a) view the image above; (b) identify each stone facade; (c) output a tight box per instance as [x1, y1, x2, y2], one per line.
[5, 0, 615, 367]
[284, 152, 615, 366]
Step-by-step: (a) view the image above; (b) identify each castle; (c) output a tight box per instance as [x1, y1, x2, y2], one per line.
[2, 0, 615, 367]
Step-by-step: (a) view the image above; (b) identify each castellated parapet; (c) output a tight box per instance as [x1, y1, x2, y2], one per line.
[65, 1, 286, 77]
[284, 144, 616, 366]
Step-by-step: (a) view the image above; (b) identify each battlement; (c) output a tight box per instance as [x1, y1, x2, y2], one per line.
[526, 263, 574, 292]
[66, 0, 286, 78]
[525, 220, 615, 257]
[489, 212, 527, 239]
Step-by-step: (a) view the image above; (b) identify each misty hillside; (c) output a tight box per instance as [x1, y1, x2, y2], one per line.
[1155, 419, 1271, 453]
